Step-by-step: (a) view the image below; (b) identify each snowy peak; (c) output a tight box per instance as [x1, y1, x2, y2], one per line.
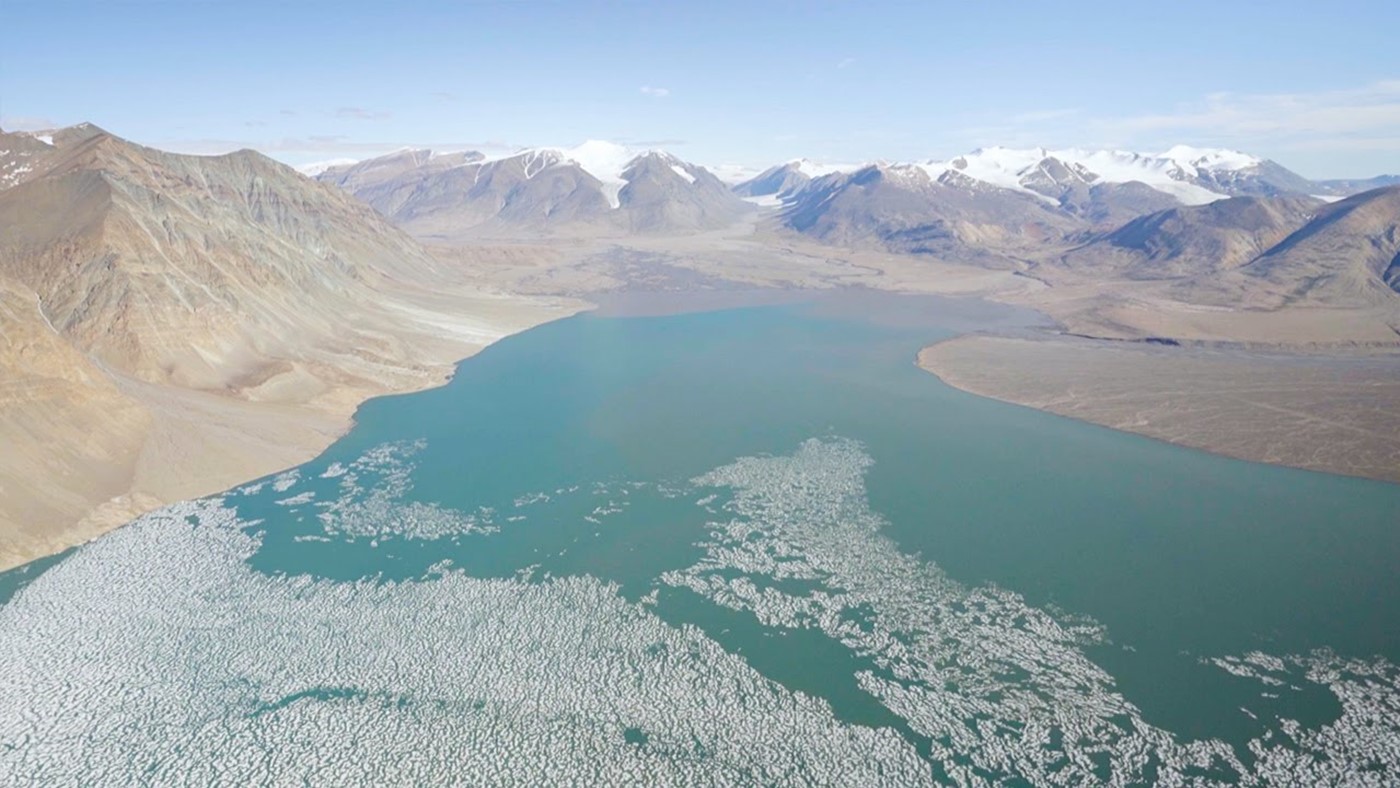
[497, 143, 714, 208]
[520, 141, 695, 186]
[733, 158, 864, 199]
[791, 158, 860, 179]
[916, 147, 1210, 205]
[932, 147, 1051, 186]
[622, 150, 711, 186]
[740, 144, 1304, 211]
[314, 140, 747, 236]
[1159, 145, 1262, 172]
[542, 140, 633, 187]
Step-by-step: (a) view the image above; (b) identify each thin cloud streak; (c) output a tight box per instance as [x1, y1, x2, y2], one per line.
[333, 107, 392, 120]
[951, 80, 1400, 171]
[159, 135, 524, 160]
[0, 114, 59, 131]
[1087, 80, 1400, 153]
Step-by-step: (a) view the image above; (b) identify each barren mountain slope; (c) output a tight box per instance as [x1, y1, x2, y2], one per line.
[1057, 195, 1323, 280]
[1173, 186, 1400, 309]
[1237, 186, 1400, 306]
[318, 145, 750, 240]
[614, 152, 748, 233]
[0, 126, 575, 568]
[781, 164, 1083, 264]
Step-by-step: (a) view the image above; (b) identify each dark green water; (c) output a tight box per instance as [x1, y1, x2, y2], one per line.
[2, 292, 1398, 785]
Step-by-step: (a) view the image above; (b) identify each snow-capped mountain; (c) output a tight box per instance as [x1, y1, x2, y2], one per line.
[746, 145, 1353, 257]
[918, 146, 1243, 206]
[740, 145, 1327, 215]
[315, 142, 748, 238]
[732, 159, 863, 203]
[309, 138, 1395, 252]
[780, 162, 1084, 261]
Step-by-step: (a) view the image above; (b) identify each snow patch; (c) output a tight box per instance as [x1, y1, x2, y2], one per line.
[792, 158, 863, 179]
[1159, 144, 1261, 172]
[742, 194, 785, 207]
[296, 158, 359, 176]
[897, 146, 1240, 206]
[530, 140, 637, 209]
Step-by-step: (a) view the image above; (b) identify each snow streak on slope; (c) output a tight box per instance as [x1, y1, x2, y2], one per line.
[557, 140, 635, 208]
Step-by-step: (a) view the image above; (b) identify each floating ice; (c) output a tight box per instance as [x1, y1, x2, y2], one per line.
[0, 497, 928, 785]
[666, 437, 1400, 784]
[302, 441, 498, 540]
[2, 438, 1398, 785]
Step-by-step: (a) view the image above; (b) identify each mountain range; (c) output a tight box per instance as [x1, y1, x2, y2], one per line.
[315, 141, 749, 240]
[1057, 187, 1400, 309]
[757, 147, 1322, 250]
[738, 145, 1355, 207]
[308, 139, 1399, 280]
[1058, 194, 1327, 279]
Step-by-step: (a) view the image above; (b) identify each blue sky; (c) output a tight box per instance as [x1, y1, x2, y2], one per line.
[3, 0, 1399, 178]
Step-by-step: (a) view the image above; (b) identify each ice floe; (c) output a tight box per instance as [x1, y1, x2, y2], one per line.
[2, 437, 1399, 785]
[664, 437, 1400, 784]
[0, 496, 928, 785]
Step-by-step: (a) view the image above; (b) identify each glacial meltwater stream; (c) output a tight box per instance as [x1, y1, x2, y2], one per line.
[3, 292, 1399, 785]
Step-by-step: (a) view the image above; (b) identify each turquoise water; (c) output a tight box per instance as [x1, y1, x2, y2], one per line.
[2, 293, 1398, 785]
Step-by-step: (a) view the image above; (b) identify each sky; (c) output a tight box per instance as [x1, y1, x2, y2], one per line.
[2, 0, 1399, 179]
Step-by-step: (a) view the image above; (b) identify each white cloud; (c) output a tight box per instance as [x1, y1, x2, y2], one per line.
[947, 80, 1400, 175]
[836, 57, 856, 70]
[1093, 80, 1400, 150]
[709, 163, 762, 184]
[640, 85, 670, 98]
[0, 115, 59, 132]
[157, 135, 523, 165]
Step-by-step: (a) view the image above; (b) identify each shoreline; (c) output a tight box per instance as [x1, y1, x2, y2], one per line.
[0, 292, 588, 573]
[918, 333, 1400, 487]
[8, 237, 1398, 574]
[0, 284, 1021, 574]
